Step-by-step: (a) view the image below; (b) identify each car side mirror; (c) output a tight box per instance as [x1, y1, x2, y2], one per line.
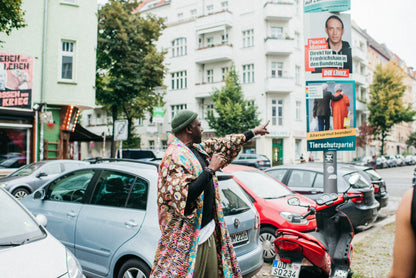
[34, 189, 46, 200]
[36, 172, 48, 178]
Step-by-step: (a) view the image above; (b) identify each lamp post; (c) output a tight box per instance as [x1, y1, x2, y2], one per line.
[154, 86, 165, 150]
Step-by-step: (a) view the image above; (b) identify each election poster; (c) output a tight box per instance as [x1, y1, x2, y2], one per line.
[306, 80, 356, 151]
[304, 0, 351, 13]
[304, 12, 352, 80]
[0, 53, 33, 109]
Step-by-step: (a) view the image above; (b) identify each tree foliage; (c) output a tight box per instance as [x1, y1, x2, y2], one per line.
[0, 0, 26, 44]
[406, 132, 416, 149]
[356, 121, 376, 149]
[207, 67, 260, 137]
[367, 62, 416, 155]
[96, 0, 166, 155]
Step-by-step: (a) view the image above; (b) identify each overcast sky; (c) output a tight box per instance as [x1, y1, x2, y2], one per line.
[97, 0, 416, 68]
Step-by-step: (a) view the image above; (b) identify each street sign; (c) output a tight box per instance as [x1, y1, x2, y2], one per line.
[153, 107, 165, 123]
[114, 120, 128, 141]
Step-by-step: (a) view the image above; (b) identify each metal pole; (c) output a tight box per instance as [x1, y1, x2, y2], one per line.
[323, 151, 337, 193]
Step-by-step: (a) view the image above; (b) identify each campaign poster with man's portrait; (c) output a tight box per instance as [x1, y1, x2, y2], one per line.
[0, 53, 33, 109]
[304, 12, 352, 80]
[305, 80, 356, 151]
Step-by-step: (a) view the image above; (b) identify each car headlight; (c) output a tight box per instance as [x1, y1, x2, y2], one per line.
[280, 211, 308, 225]
[66, 249, 85, 278]
[0, 182, 7, 188]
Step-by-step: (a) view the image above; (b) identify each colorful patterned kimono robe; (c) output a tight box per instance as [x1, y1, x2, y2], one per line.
[150, 133, 246, 278]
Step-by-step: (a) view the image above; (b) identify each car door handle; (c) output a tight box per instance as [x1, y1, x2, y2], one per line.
[125, 220, 138, 228]
[67, 211, 77, 218]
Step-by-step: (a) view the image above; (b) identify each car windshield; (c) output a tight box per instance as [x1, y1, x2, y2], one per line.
[9, 161, 46, 177]
[342, 172, 371, 188]
[232, 170, 293, 199]
[363, 168, 383, 181]
[219, 177, 252, 216]
[0, 190, 45, 247]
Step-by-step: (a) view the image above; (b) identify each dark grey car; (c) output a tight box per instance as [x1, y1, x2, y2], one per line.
[265, 163, 380, 229]
[0, 160, 88, 199]
[231, 154, 271, 170]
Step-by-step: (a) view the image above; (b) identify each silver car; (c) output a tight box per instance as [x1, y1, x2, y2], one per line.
[22, 160, 263, 278]
[0, 187, 84, 278]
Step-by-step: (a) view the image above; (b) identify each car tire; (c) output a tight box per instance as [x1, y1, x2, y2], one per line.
[259, 226, 277, 263]
[12, 187, 30, 200]
[117, 258, 150, 278]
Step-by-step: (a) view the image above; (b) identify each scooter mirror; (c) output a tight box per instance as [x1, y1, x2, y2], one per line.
[287, 197, 300, 206]
[348, 174, 360, 187]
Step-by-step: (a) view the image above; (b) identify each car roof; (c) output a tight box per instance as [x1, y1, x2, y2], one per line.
[266, 163, 361, 175]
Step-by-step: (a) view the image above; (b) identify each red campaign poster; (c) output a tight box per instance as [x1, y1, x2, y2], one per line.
[0, 53, 33, 109]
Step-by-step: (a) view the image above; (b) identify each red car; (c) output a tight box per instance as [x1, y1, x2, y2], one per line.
[223, 164, 317, 262]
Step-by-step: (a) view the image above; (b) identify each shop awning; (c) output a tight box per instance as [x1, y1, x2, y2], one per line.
[69, 124, 104, 142]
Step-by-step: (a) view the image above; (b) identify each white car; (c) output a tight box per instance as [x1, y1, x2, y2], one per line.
[0, 187, 84, 278]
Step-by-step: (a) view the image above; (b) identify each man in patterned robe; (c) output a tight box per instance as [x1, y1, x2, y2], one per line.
[150, 110, 269, 278]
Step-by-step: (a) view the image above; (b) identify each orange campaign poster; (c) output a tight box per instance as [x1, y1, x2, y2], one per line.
[0, 53, 33, 109]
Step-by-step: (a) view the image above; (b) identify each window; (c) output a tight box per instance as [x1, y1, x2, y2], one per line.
[271, 27, 283, 39]
[242, 29, 254, 48]
[295, 65, 301, 85]
[221, 1, 229, 10]
[171, 71, 187, 90]
[222, 67, 229, 80]
[149, 140, 155, 149]
[288, 170, 316, 188]
[205, 103, 214, 119]
[45, 169, 95, 203]
[42, 163, 62, 175]
[222, 33, 229, 44]
[190, 9, 197, 17]
[296, 101, 301, 121]
[177, 12, 183, 19]
[91, 171, 136, 208]
[171, 104, 188, 120]
[242, 64, 254, 83]
[207, 69, 214, 83]
[61, 41, 75, 80]
[207, 37, 214, 47]
[171, 38, 187, 57]
[267, 169, 287, 182]
[271, 62, 283, 78]
[295, 32, 301, 48]
[272, 99, 283, 126]
[207, 4, 214, 14]
[126, 178, 149, 210]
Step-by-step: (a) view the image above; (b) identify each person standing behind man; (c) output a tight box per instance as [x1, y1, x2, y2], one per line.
[331, 84, 350, 129]
[313, 83, 343, 131]
[150, 110, 269, 278]
[314, 14, 352, 74]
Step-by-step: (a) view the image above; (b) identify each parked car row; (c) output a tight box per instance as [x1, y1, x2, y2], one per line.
[2, 157, 389, 277]
[353, 154, 416, 169]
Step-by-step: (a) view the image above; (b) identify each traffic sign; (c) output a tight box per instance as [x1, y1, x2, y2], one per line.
[114, 120, 128, 141]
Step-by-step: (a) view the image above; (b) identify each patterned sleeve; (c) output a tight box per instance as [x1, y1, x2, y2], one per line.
[200, 134, 246, 166]
[158, 153, 197, 219]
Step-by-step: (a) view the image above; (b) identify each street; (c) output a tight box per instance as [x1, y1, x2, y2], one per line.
[254, 163, 412, 277]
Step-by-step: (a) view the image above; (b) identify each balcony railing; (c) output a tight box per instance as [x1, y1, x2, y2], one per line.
[195, 44, 233, 64]
[265, 77, 295, 93]
[196, 10, 233, 35]
[353, 46, 367, 61]
[194, 81, 225, 98]
[264, 1, 296, 21]
[264, 38, 295, 56]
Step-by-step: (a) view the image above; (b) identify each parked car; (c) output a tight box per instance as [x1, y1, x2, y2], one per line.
[0, 187, 84, 278]
[231, 153, 271, 170]
[340, 164, 389, 210]
[116, 149, 164, 161]
[377, 157, 388, 169]
[382, 155, 397, 167]
[395, 154, 406, 166]
[351, 156, 371, 167]
[22, 160, 263, 278]
[223, 164, 317, 263]
[0, 160, 88, 200]
[405, 155, 416, 165]
[265, 163, 380, 229]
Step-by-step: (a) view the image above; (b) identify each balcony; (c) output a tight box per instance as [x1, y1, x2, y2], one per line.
[263, 1, 296, 21]
[356, 99, 367, 112]
[353, 47, 367, 61]
[195, 44, 233, 64]
[354, 73, 367, 85]
[194, 82, 225, 98]
[264, 38, 295, 56]
[265, 77, 295, 93]
[196, 10, 233, 35]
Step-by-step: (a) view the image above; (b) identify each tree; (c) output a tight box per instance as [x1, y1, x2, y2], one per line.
[0, 0, 26, 44]
[406, 132, 416, 149]
[356, 121, 376, 149]
[367, 62, 416, 155]
[96, 0, 166, 156]
[207, 67, 260, 137]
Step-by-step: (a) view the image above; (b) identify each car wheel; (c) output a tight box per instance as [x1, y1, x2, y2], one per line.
[12, 187, 30, 200]
[117, 258, 150, 278]
[260, 226, 277, 263]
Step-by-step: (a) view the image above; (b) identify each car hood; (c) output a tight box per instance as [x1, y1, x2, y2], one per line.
[0, 233, 68, 277]
[263, 194, 315, 212]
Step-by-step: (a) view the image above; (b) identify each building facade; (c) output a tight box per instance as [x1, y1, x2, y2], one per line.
[0, 0, 97, 165]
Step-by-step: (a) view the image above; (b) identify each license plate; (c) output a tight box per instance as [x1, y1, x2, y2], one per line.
[230, 230, 248, 245]
[271, 260, 301, 278]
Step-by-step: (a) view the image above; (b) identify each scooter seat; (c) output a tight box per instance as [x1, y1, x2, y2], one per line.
[277, 229, 328, 251]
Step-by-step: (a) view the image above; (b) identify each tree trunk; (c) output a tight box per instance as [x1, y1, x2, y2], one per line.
[110, 105, 118, 158]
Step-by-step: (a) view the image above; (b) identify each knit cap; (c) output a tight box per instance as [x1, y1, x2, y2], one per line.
[171, 110, 198, 133]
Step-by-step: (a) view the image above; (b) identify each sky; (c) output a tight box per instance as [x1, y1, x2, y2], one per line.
[97, 0, 416, 68]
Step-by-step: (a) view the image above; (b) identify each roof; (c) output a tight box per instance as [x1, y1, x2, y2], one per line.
[69, 124, 104, 142]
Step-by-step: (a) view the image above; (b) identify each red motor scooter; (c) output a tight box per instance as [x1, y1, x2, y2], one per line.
[271, 177, 362, 278]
